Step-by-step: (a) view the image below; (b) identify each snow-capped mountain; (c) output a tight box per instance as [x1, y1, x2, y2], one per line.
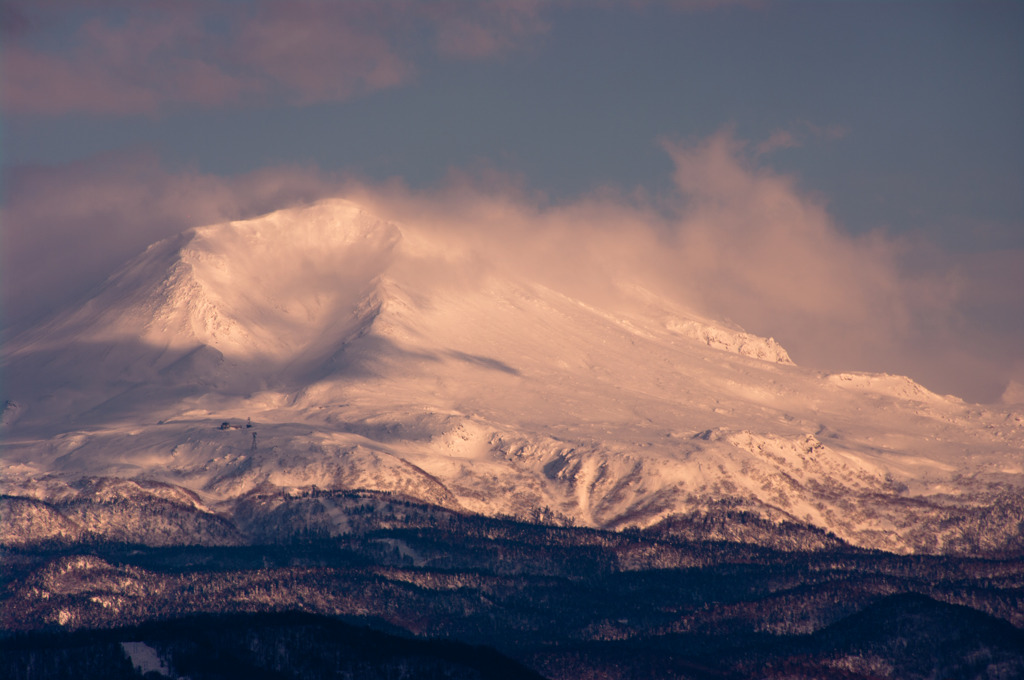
[3, 199, 1023, 554]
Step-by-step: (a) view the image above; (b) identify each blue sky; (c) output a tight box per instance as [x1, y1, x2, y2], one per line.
[2, 0, 1022, 402]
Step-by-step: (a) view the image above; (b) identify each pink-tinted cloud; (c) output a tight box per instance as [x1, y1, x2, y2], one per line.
[1, 152, 345, 328]
[755, 130, 800, 155]
[429, 1, 549, 58]
[230, 3, 413, 105]
[661, 132, 949, 373]
[2, 11, 254, 114]
[4, 132, 1020, 403]
[1, 1, 549, 115]
[664, 133, 1020, 402]
[348, 130, 1021, 403]
[755, 122, 849, 155]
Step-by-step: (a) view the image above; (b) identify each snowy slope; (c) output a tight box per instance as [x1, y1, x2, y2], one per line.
[3, 199, 1023, 554]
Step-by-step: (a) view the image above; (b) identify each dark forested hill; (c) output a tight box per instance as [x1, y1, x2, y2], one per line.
[3, 491, 1023, 679]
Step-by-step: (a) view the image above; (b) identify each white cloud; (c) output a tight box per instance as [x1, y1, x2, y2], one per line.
[4, 132, 1020, 403]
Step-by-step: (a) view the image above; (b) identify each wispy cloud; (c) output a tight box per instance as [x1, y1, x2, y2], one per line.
[1, 1, 548, 115]
[429, 0, 549, 58]
[350, 129, 1021, 402]
[4, 132, 1021, 402]
[755, 122, 849, 155]
[1, 152, 344, 328]
[661, 131, 946, 375]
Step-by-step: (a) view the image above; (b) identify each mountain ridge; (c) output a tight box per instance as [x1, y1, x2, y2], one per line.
[3, 198, 1022, 555]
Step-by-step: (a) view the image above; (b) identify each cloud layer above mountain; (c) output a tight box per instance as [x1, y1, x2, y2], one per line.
[4, 131, 1021, 403]
[1, 1, 547, 115]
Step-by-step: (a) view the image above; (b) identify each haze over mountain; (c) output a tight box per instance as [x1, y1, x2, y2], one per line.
[3, 199, 1022, 556]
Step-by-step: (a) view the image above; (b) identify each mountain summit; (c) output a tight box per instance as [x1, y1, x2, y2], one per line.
[3, 199, 1022, 554]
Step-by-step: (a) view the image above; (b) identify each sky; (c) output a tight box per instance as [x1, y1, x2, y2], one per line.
[2, 0, 1022, 404]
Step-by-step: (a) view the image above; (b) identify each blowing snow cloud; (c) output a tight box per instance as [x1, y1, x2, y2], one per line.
[3, 131, 1021, 403]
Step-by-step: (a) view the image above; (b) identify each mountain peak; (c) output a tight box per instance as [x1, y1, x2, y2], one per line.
[4, 198, 1022, 555]
[19, 200, 402, 359]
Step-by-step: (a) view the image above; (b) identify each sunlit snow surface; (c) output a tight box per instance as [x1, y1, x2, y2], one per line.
[3, 199, 1022, 553]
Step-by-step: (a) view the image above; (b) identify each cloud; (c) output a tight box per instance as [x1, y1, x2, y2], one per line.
[4, 132, 1020, 403]
[429, 1, 549, 58]
[659, 132, 964, 386]
[1, 1, 548, 115]
[755, 130, 801, 155]
[664, 134, 1019, 403]
[1, 152, 345, 329]
[348, 130, 1020, 403]
[755, 122, 849, 155]
[664, 131, 914, 326]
